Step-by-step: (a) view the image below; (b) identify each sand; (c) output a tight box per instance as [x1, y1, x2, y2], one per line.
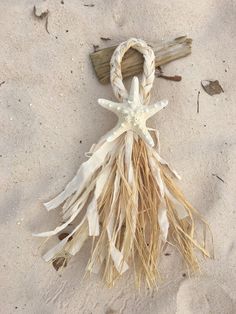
[0, 0, 236, 313]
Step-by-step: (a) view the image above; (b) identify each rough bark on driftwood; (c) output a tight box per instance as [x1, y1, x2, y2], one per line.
[90, 36, 192, 84]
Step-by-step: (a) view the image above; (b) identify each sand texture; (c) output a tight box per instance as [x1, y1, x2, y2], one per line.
[0, 0, 236, 313]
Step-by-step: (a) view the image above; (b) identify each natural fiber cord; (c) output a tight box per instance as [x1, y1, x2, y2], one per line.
[110, 38, 155, 104]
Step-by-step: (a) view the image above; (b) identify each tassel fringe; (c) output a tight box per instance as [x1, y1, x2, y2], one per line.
[34, 132, 211, 288]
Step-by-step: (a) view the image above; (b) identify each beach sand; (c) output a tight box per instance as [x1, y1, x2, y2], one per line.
[0, 0, 235, 313]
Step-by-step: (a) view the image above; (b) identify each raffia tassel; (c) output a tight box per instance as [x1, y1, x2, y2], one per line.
[34, 38, 212, 288]
[35, 133, 211, 288]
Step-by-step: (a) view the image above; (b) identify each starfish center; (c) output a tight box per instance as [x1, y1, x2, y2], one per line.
[97, 76, 168, 147]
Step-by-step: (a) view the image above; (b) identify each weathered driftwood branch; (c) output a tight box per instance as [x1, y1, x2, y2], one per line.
[90, 36, 192, 84]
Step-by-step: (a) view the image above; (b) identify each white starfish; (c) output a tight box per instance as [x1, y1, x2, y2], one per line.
[98, 76, 168, 147]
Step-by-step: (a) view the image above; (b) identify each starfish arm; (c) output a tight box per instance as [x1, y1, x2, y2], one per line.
[145, 99, 168, 119]
[136, 127, 155, 147]
[98, 98, 130, 116]
[98, 98, 118, 110]
[103, 122, 129, 142]
[128, 76, 140, 103]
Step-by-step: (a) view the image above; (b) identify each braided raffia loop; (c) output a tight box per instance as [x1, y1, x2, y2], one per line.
[110, 38, 155, 105]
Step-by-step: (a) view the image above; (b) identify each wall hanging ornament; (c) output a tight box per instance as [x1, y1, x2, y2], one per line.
[34, 38, 212, 288]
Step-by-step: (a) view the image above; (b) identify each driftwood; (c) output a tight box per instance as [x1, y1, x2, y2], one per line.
[90, 36, 192, 84]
